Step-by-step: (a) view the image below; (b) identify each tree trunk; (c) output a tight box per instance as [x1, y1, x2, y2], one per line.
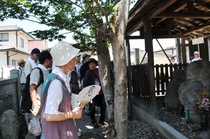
[109, 0, 130, 138]
[111, 36, 128, 139]
[96, 41, 116, 138]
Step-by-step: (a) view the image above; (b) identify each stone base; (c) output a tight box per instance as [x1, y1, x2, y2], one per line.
[25, 133, 36, 139]
[189, 111, 201, 124]
[199, 131, 210, 139]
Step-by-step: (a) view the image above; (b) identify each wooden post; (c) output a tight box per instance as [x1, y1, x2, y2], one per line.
[144, 19, 156, 114]
[7, 51, 9, 66]
[188, 40, 193, 60]
[204, 37, 209, 61]
[126, 38, 133, 121]
[181, 37, 187, 64]
[176, 38, 182, 63]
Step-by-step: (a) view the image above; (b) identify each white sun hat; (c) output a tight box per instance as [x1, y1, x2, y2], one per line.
[194, 51, 199, 55]
[50, 41, 80, 66]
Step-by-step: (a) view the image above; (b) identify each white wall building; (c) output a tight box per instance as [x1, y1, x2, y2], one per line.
[0, 25, 35, 79]
[0, 25, 34, 67]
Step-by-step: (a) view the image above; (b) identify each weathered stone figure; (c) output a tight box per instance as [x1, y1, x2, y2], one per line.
[165, 69, 185, 111]
[0, 109, 19, 139]
[178, 60, 210, 124]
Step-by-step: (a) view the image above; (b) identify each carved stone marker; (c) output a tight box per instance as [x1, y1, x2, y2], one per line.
[0, 109, 19, 139]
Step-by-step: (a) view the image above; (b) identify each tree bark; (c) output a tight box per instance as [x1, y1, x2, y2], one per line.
[109, 0, 130, 138]
[96, 40, 116, 138]
[112, 36, 128, 139]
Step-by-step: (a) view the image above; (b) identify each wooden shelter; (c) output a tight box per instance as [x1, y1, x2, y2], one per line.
[126, 0, 210, 115]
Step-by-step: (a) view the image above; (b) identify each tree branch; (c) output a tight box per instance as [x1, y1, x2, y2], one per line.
[94, 0, 109, 27]
[84, 1, 102, 29]
[24, 18, 41, 24]
[105, 1, 125, 19]
[68, 0, 101, 29]
[61, 30, 97, 39]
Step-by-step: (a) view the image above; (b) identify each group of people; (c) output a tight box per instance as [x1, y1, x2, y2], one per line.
[17, 41, 106, 139]
[70, 50, 106, 128]
[170, 51, 202, 64]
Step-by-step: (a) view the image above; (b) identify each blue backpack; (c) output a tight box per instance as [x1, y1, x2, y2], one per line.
[39, 73, 58, 113]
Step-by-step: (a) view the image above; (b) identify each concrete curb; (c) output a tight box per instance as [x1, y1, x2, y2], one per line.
[132, 105, 188, 139]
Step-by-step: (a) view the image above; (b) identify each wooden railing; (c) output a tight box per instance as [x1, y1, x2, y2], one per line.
[131, 64, 149, 107]
[129, 63, 187, 108]
[154, 63, 186, 96]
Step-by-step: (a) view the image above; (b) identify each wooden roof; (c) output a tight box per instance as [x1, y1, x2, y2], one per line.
[127, 0, 210, 40]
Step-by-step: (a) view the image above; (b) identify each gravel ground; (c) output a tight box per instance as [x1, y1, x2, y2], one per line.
[19, 106, 210, 139]
[158, 108, 210, 139]
[77, 108, 166, 139]
[77, 106, 210, 139]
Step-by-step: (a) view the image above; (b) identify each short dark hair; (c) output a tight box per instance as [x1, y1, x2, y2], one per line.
[39, 51, 52, 64]
[31, 48, 40, 55]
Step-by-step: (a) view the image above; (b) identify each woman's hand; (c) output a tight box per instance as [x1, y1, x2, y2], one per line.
[72, 107, 82, 119]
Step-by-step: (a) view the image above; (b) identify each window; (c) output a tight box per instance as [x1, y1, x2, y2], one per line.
[19, 38, 24, 48]
[0, 33, 9, 42]
[12, 60, 17, 66]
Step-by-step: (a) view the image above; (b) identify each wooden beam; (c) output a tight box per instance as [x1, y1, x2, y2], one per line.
[154, 1, 187, 26]
[156, 39, 173, 64]
[187, 1, 194, 12]
[128, 0, 150, 22]
[127, 0, 177, 35]
[195, 1, 210, 10]
[155, 12, 210, 18]
[175, 18, 196, 27]
[183, 22, 210, 35]
[126, 34, 182, 39]
[152, 27, 173, 31]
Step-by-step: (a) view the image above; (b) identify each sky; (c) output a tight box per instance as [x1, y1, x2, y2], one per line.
[0, 18, 74, 48]
[0, 18, 176, 52]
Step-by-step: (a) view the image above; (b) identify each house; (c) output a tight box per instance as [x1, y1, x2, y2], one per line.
[28, 39, 48, 52]
[0, 25, 50, 66]
[0, 25, 34, 67]
[0, 25, 50, 79]
[153, 46, 178, 65]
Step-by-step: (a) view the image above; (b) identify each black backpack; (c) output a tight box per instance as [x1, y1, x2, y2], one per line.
[21, 67, 43, 113]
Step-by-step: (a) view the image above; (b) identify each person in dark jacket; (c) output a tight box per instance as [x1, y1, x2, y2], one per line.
[80, 53, 90, 114]
[80, 53, 90, 82]
[83, 58, 106, 128]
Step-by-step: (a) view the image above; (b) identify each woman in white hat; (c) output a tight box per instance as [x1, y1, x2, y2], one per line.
[41, 41, 82, 139]
[192, 51, 202, 62]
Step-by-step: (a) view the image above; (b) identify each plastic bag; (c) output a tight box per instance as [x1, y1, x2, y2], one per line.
[28, 116, 42, 136]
